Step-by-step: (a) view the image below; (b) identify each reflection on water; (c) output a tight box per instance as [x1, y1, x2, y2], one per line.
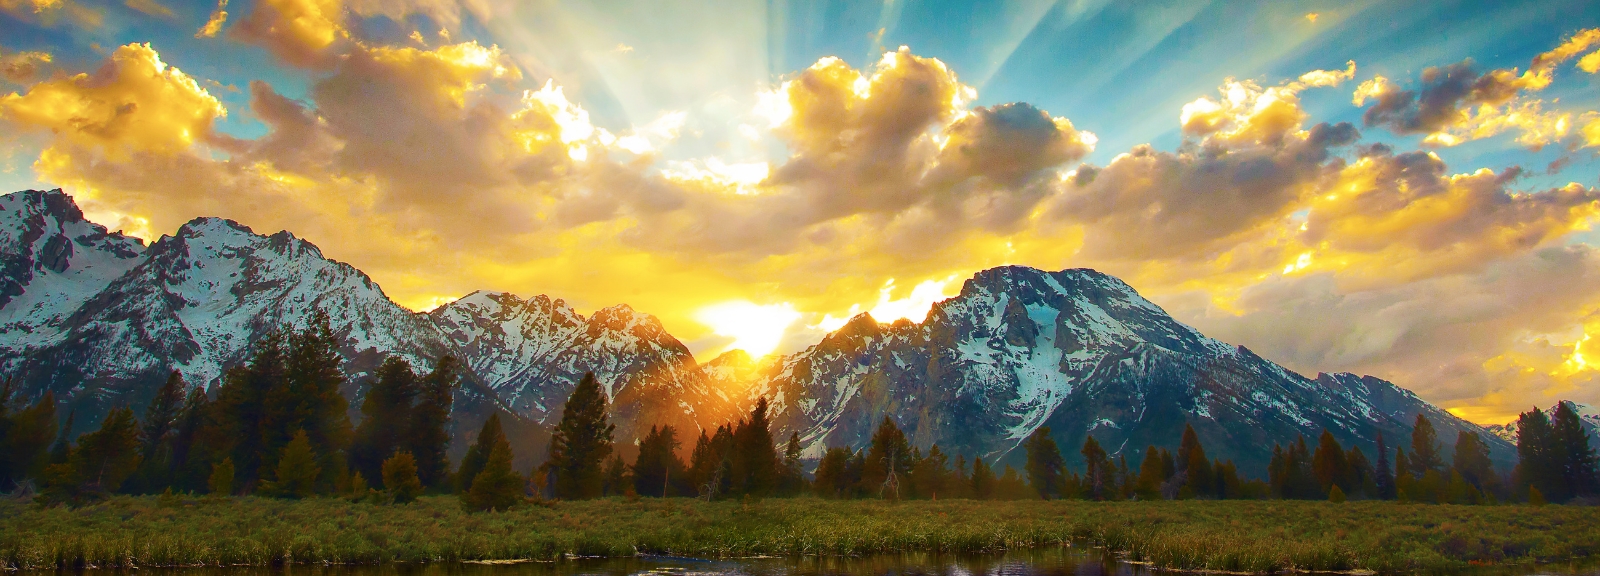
[128, 547, 1600, 576]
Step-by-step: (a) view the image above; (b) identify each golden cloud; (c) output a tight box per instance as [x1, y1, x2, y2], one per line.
[8, 37, 1600, 423]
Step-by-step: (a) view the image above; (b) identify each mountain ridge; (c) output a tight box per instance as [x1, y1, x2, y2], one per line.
[0, 189, 1516, 472]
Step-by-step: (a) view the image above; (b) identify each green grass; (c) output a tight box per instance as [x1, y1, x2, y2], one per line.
[1, 496, 1596, 573]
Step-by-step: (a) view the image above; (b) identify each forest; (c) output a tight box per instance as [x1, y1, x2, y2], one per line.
[1, 313, 1597, 510]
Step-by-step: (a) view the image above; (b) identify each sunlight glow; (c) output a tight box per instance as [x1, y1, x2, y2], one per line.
[696, 301, 801, 358]
[869, 276, 959, 324]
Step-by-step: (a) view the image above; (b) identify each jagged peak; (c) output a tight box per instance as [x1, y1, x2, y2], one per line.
[708, 348, 753, 367]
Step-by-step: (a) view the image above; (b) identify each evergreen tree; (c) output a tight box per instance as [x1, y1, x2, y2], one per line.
[282, 311, 352, 488]
[48, 409, 74, 465]
[1176, 424, 1213, 497]
[1409, 414, 1444, 477]
[633, 425, 687, 497]
[910, 444, 949, 499]
[687, 429, 720, 496]
[209, 457, 235, 496]
[547, 373, 614, 500]
[779, 432, 805, 496]
[0, 386, 56, 490]
[129, 371, 186, 493]
[1134, 445, 1164, 500]
[265, 430, 320, 498]
[862, 416, 912, 497]
[169, 386, 213, 492]
[408, 355, 458, 490]
[813, 447, 853, 498]
[463, 438, 521, 512]
[1080, 435, 1113, 500]
[457, 413, 506, 494]
[996, 465, 1031, 500]
[601, 455, 630, 496]
[1024, 427, 1065, 499]
[351, 357, 419, 483]
[1214, 459, 1242, 499]
[1552, 401, 1599, 499]
[72, 407, 142, 495]
[1452, 430, 1496, 494]
[213, 331, 287, 492]
[1374, 432, 1395, 499]
[1347, 446, 1375, 497]
[382, 451, 423, 503]
[732, 397, 779, 496]
[1311, 430, 1351, 493]
[1394, 447, 1413, 499]
[1516, 407, 1560, 501]
[970, 456, 996, 499]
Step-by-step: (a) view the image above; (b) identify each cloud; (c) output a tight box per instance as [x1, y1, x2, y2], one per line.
[194, 0, 228, 38]
[231, 0, 347, 68]
[124, 0, 172, 18]
[0, 50, 52, 84]
[1355, 28, 1600, 149]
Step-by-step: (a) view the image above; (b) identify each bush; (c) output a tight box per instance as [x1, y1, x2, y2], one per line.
[382, 452, 423, 504]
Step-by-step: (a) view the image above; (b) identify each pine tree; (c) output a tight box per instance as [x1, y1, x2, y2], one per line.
[351, 357, 419, 483]
[813, 447, 852, 499]
[73, 407, 142, 495]
[911, 444, 949, 499]
[780, 432, 805, 496]
[209, 457, 235, 496]
[169, 386, 213, 492]
[382, 451, 423, 504]
[0, 387, 55, 490]
[547, 373, 614, 500]
[463, 438, 522, 512]
[862, 416, 911, 497]
[1516, 407, 1560, 501]
[1024, 427, 1065, 499]
[601, 455, 630, 496]
[408, 355, 458, 490]
[1409, 414, 1443, 477]
[633, 425, 686, 497]
[266, 430, 321, 499]
[1552, 401, 1599, 499]
[1347, 446, 1374, 498]
[283, 311, 352, 488]
[1080, 436, 1113, 500]
[687, 429, 719, 496]
[128, 371, 186, 493]
[970, 456, 996, 499]
[1134, 445, 1164, 500]
[214, 331, 287, 492]
[732, 398, 780, 496]
[1311, 430, 1351, 493]
[1452, 430, 1496, 494]
[1176, 424, 1213, 498]
[457, 413, 506, 494]
[1374, 432, 1395, 499]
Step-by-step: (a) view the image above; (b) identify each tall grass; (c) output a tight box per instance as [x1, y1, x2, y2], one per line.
[1, 496, 1595, 573]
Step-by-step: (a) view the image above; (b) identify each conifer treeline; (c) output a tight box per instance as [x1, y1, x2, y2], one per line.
[2, 314, 1597, 507]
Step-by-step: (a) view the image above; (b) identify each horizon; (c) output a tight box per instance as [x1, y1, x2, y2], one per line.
[3, 0, 1600, 425]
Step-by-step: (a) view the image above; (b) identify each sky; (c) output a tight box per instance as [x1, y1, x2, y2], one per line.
[2, 0, 1600, 425]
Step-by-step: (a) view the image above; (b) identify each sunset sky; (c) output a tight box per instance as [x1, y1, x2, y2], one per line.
[3, 0, 1600, 424]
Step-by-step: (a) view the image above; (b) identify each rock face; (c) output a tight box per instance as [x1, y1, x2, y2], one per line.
[0, 189, 1517, 473]
[741, 266, 1516, 471]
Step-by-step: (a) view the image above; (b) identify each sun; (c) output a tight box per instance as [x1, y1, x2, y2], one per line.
[696, 301, 801, 358]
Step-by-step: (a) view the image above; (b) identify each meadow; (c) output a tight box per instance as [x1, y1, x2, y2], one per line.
[1, 496, 1597, 574]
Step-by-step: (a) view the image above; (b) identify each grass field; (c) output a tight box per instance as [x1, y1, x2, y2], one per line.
[1, 496, 1596, 573]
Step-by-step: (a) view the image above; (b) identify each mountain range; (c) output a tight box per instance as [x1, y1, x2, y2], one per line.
[0, 189, 1519, 471]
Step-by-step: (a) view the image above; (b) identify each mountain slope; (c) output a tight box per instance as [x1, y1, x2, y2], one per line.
[743, 266, 1516, 472]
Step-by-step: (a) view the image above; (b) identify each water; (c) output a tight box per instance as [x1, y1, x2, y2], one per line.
[125, 547, 1600, 576]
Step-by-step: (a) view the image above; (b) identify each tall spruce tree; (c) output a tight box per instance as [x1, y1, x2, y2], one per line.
[351, 357, 419, 483]
[1452, 430, 1496, 494]
[732, 397, 780, 496]
[547, 373, 614, 499]
[1024, 427, 1065, 499]
[1312, 430, 1351, 493]
[1081, 435, 1113, 500]
[214, 331, 287, 491]
[280, 311, 351, 488]
[813, 447, 853, 499]
[911, 444, 949, 499]
[779, 432, 805, 496]
[862, 416, 912, 496]
[72, 407, 142, 495]
[1516, 407, 1559, 501]
[970, 456, 996, 499]
[131, 371, 186, 493]
[408, 355, 458, 490]
[1552, 402, 1599, 499]
[464, 437, 521, 512]
[1134, 445, 1165, 500]
[265, 429, 320, 498]
[0, 386, 55, 490]
[1409, 414, 1444, 477]
[457, 413, 506, 494]
[1176, 424, 1213, 497]
[633, 425, 687, 497]
[170, 386, 214, 492]
[1374, 432, 1396, 499]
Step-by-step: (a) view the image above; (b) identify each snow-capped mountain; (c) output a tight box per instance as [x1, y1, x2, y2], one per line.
[429, 291, 732, 445]
[741, 266, 1516, 471]
[0, 190, 716, 449]
[1486, 401, 1600, 445]
[0, 190, 1523, 472]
